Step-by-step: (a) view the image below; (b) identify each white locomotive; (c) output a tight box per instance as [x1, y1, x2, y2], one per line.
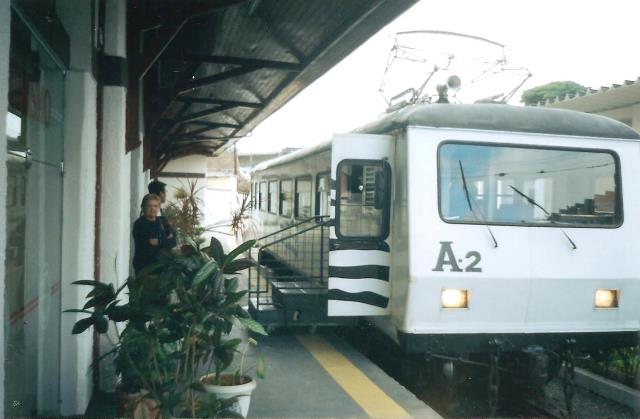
[250, 103, 640, 359]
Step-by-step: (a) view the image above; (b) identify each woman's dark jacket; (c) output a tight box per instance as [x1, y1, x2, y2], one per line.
[132, 216, 176, 272]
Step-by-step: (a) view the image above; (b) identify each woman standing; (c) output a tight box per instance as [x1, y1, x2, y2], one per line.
[132, 193, 176, 273]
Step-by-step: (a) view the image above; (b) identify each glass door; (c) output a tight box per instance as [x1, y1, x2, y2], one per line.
[5, 11, 65, 417]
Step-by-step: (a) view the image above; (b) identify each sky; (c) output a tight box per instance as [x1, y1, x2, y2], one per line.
[237, 0, 640, 154]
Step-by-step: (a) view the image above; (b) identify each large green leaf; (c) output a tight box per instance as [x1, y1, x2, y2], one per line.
[72, 317, 94, 334]
[222, 258, 254, 274]
[238, 317, 267, 336]
[222, 291, 247, 307]
[135, 262, 165, 279]
[192, 259, 218, 287]
[63, 309, 92, 314]
[207, 237, 225, 265]
[83, 294, 114, 310]
[222, 338, 242, 349]
[106, 304, 132, 322]
[183, 235, 199, 252]
[256, 354, 266, 379]
[234, 306, 251, 318]
[223, 240, 256, 267]
[224, 277, 239, 292]
[93, 314, 109, 333]
[71, 280, 111, 290]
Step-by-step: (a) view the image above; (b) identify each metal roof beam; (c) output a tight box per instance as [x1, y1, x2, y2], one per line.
[174, 125, 232, 139]
[176, 65, 260, 96]
[166, 121, 240, 134]
[187, 121, 240, 129]
[168, 135, 231, 141]
[139, 0, 251, 79]
[175, 97, 263, 108]
[171, 104, 236, 124]
[149, 59, 279, 129]
[165, 54, 303, 71]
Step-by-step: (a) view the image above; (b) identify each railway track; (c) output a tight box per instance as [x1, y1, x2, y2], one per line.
[337, 326, 636, 418]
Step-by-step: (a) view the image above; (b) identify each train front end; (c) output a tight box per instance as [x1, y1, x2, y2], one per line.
[394, 107, 640, 356]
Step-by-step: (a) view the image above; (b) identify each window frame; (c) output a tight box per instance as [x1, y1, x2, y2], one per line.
[258, 181, 267, 212]
[267, 179, 279, 214]
[279, 178, 293, 218]
[315, 171, 331, 217]
[335, 159, 392, 240]
[294, 175, 313, 220]
[252, 182, 257, 209]
[436, 140, 624, 229]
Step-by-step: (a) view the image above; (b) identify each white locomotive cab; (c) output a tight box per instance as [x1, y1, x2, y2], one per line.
[399, 126, 640, 343]
[328, 133, 394, 316]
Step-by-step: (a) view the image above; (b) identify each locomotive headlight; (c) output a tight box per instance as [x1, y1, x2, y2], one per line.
[441, 289, 468, 309]
[594, 289, 619, 309]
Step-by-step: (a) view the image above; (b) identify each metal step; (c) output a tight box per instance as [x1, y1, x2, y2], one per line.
[249, 296, 284, 324]
[277, 288, 327, 295]
[271, 281, 327, 306]
[271, 280, 326, 290]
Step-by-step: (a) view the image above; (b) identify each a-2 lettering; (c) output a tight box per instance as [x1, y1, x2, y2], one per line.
[432, 241, 482, 272]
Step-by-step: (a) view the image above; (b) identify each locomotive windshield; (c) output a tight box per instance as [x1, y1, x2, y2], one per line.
[438, 142, 621, 227]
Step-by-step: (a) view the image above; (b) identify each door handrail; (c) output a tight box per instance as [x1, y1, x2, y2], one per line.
[258, 218, 330, 255]
[256, 215, 329, 242]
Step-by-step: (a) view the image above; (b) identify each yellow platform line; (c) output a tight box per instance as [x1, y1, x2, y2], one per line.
[297, 335, 412, 419]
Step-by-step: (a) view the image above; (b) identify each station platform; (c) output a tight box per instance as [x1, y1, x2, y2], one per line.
[248, 330, 439, 418]
[86, 330, 439, 418]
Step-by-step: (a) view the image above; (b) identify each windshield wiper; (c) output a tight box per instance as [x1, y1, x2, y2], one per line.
[509, 185, 577, 250]
[458, 161, 498, 248]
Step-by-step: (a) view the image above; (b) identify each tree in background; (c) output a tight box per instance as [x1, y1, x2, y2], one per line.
[521, 81, 587, 106]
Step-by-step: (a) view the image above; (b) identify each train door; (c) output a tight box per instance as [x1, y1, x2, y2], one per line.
[328, 133, 393, 316]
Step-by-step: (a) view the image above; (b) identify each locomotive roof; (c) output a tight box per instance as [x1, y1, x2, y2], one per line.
[357, 103, 640, 140]
[253, 103, 640, 173]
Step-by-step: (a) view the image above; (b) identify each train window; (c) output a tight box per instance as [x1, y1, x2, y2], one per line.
[438, 142, 622, 227]
[259, 181, 267, 211]
[280, 179, 293, 217]
[268, 181, 278, 214]
[294, 177, 312, 218]
[336, 160, 391, 239]
[252, 182, 257, 208]
[316, 173, 330, 216]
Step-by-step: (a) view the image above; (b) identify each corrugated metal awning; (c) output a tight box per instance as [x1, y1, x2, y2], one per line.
[127, 0, 417, 172]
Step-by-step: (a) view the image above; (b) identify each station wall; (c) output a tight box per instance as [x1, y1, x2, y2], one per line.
[56, 0, 98, 413]
[0, 0, 149, 415]
[0, 0, 10, 414]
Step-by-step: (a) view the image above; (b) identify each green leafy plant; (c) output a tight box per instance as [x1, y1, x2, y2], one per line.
[208, 193, 257, 243]
[236, 337, 266, 384]
[163, 178, 209, 246]
[65, 237, 266, 418]
[579, 346, 640, 389]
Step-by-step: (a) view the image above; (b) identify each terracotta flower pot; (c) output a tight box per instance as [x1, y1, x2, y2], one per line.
[116, 388, 159, 419]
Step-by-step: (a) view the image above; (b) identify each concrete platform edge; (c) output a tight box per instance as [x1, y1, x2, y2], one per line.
[574, 367, 640, 413]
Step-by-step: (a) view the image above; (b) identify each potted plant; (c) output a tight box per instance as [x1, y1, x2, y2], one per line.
[198, 237, 266, 418]
[200, 338, 264, 418]
[65, 236, 266, 418]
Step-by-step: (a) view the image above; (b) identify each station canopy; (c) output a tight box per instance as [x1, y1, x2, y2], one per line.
[130, 0, 416, 171]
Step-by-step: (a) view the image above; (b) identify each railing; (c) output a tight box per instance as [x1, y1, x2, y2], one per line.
[248, 215, 330, 313]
